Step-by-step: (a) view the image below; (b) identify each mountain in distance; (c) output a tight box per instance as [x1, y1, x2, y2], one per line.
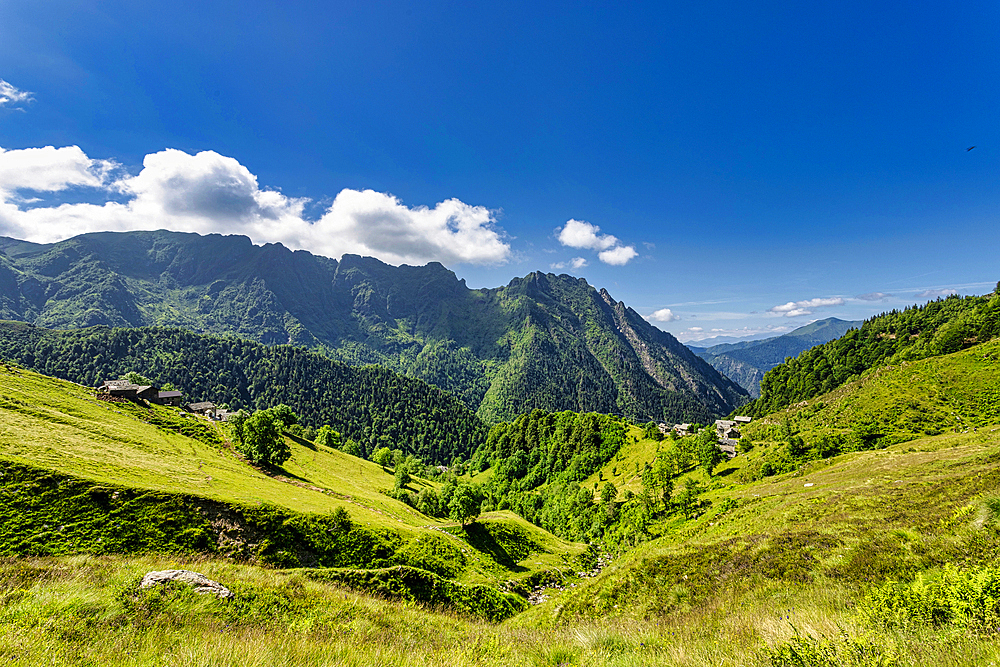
[0, 230, 749, 423]
[688, 317, 862, 397]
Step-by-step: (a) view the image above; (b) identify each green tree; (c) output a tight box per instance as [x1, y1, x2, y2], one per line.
[394, 461, 412, 489]
[372, 447, 393, 469]
[697, 429, 725, 474]
[449, 484, 481, 526]
[417, 487, 441, 517]
[600, 481, 618, 505]
[342, 439, 362, 457]
[315, 425, 341, 449]
[123, 371, 154, 385]
[266, 404, 298, 429]
[239, 410, 291, 466]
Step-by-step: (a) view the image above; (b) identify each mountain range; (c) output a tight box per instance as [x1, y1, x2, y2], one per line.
[0, 230, 748, 423]
[688, 317, 861, 397]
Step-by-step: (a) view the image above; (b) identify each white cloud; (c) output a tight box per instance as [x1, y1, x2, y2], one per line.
[675, 324, 794, 343]
[916, 288, 958, 299]
[557, 219, 618, 250]
[647, 308, 679, 322]
[0, 145, 115, 195]
[0, 79, 32, 107]
[550, 257, 588, 271]
[598, 245, 638, 266]
[855, 292, 892, 301]
[768, 296, 845, 318]
[555, 218, 640, 266]
[0, 145, 511, 266]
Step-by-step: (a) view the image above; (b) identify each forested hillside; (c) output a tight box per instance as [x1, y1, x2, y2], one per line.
[689, 317, 860, 397]
[0, 322, 486, 464]
[0, 230, 748, 423]
[471, 410, 629, 544]
[745, 288, 1000, 417]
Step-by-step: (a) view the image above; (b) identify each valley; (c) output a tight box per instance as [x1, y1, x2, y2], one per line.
[1, 285, 998, 664]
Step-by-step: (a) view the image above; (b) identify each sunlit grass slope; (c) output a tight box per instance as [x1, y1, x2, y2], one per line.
[522, 341, 1000, 626]
[742, 337, 1000, 442]
[0, 363, 582, 585]
[4, 552, 1000, 666]
[580, 425, 661, 495]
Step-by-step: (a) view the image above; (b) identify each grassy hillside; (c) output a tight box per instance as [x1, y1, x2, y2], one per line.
[746, 289, 1000, 417]
[2, 341, 1000, 663]
[0, 321, 487, 465]
[0, 362, 583, 595]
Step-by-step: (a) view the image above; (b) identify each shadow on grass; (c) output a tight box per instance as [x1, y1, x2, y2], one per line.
[460, 523, 529, 572]
[284, 432, 316, 451]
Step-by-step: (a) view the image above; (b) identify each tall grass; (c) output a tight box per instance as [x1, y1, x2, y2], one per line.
[2, 555, 999, 666]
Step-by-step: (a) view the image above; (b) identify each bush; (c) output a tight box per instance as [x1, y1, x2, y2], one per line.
[858, 563, 1000, 632]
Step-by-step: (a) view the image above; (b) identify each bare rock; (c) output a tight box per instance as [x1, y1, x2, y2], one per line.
[140, 570, 233, 599]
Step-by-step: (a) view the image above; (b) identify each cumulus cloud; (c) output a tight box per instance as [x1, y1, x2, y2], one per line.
[0, 145, 115, 195]
[0, 79, 32, 108]
[856, 292, 892, 301]
[647, 308, 679, 322]
[558, 219, 618, 250]
[550, 257, 588, 271]
[768, 297, 845, 318]
[556, 218, 639, 266]
[916, 288, 958, 299]
[0, 145, 511, 266]
[598, 245, 637, 265]
[688, 327, 703, 332]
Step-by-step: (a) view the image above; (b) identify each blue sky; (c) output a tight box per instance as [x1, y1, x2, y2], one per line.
[0, 0, 997, 341]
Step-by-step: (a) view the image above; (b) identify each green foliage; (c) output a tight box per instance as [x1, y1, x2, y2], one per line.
[449, 484, 482, 525]
[858, 564, 1000, 632]
[122, 370, 154, 385]
[748, 290, 1000, 417]
[313, 425, 340, 449]
[394, 462, 412, 490]
[0, 323, 487, 465]
[238, 409, 291, 467]
[371, 446, 392, 468]
[304, 565, 528, 622]
[768, 630, 899, 667]
[474, 409, 629, 542]
[600, 481, 618, 505]
[0, 460, 216, 556]
[0, 458, 418, 571]
[267, 404, 298, 429]
[392, 534, 467, 578]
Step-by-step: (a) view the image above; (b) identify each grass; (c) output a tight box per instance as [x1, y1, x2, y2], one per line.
[3, 342, 1000, 663]
[1, 554, 999, 666]
[0, 363, 584, 589]
[581, 425, 661, 495]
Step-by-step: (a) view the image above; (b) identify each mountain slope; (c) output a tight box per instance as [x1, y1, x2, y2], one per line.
[0, 230, 748, 422]
[0, 321, 486, 464]
[745, 289, 1000, 416]
[0, 362, 582, 589]
[689, 317, 861, 397]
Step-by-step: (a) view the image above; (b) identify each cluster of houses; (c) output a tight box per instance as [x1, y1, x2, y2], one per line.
[96, 379, 236, 420]
[657, 415, 752, 458]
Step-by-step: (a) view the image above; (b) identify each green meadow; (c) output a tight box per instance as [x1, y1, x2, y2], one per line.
[1, 339, 1000, 665]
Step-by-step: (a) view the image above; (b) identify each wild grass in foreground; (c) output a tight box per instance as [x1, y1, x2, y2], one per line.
[2, 555, 999, 666]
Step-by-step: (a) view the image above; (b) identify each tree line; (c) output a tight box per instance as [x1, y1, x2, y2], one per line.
[747, 288, 1000, 417]
[0, 323, 488, 465]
